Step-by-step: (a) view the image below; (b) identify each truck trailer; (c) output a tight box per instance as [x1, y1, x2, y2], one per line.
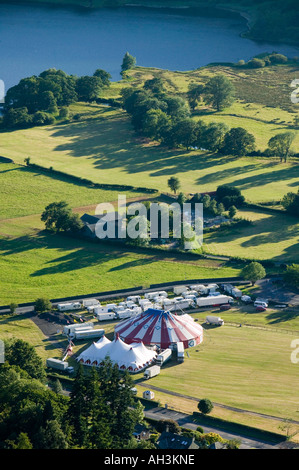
[46, 357, 69, 371]
[57, 302, 82, 312]
[69, 328, 105, 340]
[144, 365, 161, 379]
[206, 315, 224, 326]
[63, 322, 94, 336]
[82, 298, 100, 307]
[196, 295, 232, 307]
[97, 312, 116, 321]
[176, 342, 185, 362]
[155, 348, 172, 366]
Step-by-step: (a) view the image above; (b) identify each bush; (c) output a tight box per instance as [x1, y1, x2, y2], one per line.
[33, 111, 56, 126]
[247, 58, 265, 68]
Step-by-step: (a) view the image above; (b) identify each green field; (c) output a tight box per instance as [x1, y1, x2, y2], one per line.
[0, 162, 149, 219]
[204, 207, 299, 262]
[0, 213, 239, 305]
[1, 103, 298, 204]
[146, 324, 299, 420]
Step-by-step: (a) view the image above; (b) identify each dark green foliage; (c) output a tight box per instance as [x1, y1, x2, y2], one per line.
[121, 52, 136, 74]
[35, 298, 52, 314]
[240, 261, 266, 285]
[284, 264, 299, 288]
[4, 338, 46, 381]
[167, 176, 181, 194]
[216, 185, 245, 209]
[203, 74, 235, 111]
[93, 68, 112, 86]
[220, 127, 256, 156]
[281, 190, 299, 216]
[267, 132, 296, 162]
[41, 201, 83, 232]
[75, 76, 104, 101]
[197, 398, 214, 415]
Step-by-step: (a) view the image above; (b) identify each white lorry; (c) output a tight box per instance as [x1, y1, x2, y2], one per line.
[97, 312, 116, 321]
[176, 342, 185, 362]
[206, 315, 224, 326]
[155, 348, 172, 366]
[57, 302, 82, 312]
[94, 304, 117, 315]
[63, 322, 94, 336]
[173, 285, 188, 295]
[144, 291, 168, 300]
[69, 328, 105, 340]
[196, 295, 232, 307]
[144, 365, 161, 379]
[82, 298, 100, 308]
[46, 357, 71, 372]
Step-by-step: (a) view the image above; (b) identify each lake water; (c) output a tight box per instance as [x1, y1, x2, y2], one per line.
[0, 3, 298, 91]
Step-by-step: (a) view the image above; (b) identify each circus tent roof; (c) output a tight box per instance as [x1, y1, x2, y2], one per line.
[114, 308, 203, 349]
[76, 335, 157, 373]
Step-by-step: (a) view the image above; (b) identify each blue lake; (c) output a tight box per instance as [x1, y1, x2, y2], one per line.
[0, 3, 298, 91]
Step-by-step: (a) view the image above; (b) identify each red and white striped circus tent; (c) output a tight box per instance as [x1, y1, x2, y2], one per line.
[76, 334, 157, 373]
[114, 308, 203, 349]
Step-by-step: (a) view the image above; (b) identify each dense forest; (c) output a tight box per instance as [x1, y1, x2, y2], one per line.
[1, 0, 298, 45]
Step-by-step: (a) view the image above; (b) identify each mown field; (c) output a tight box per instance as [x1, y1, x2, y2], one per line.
[0, 162, 149, 219]
[0, 64, 298, 204]
[0, 212, 240, 305]
[204, 207, 299, 262]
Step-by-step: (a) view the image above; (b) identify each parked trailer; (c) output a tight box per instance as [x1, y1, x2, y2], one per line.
[82, 298, 100, 307]
[144, 291, 168, 300]
[97, 312, 116, 321]
[206, 315, 224, 326]
[173, 286, 188, 295]
[127, 295, 141, 303]
[196, 295, 232, 307]
[116, 309, 139, 320]
[144, 365, 161, 379]
[63, 322, 94, 336]
[155, 348, 172, 366]
[57, 302, 82, 312]
[46, 358, 69, 371]
[70, 328, 105, 340]
[94, 304, 117, 315]
[176, 342, 185, 362]
[189, 284, 207, 293]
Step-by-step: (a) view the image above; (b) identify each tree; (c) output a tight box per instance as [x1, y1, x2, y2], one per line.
[121, 52, 136, 75]
[41, 201, 83, 232]
[203, 74, 235, 111]
[167, 176, 181, 194]
[9, 302, 18, 315]
[35, 297, 52, 314]
[172, 118, 197, 149]
[216, 185, 245, 209]
[221, 127, 255, 156]
[197, 398, 214, 415]
[241, 261, 266, 286]
[75, 76, 103, 101]
[200, 122, 229, 152]
[187, 83, 205, 110]
[93, 68, 111, 86]
[228, 205, 237, 218]
[4, 338, 46, 381]
[281, 191, 299, 216]
[267, 132, 295, 162]
[284, 264, 299, 289]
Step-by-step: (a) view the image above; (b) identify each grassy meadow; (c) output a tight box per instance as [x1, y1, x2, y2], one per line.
[0, 103, 298, 204]
[0, 213, 239, 305]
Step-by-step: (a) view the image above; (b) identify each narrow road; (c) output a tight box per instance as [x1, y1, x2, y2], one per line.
[143, 406, 282, 449]
[138, 383, 299, 425]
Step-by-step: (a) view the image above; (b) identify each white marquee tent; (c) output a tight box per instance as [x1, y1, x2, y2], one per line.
[76, 335, 157, 373]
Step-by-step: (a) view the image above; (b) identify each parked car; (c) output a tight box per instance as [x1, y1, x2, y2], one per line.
[220, 304, 231, 311]
[256, 306, 267, 312]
